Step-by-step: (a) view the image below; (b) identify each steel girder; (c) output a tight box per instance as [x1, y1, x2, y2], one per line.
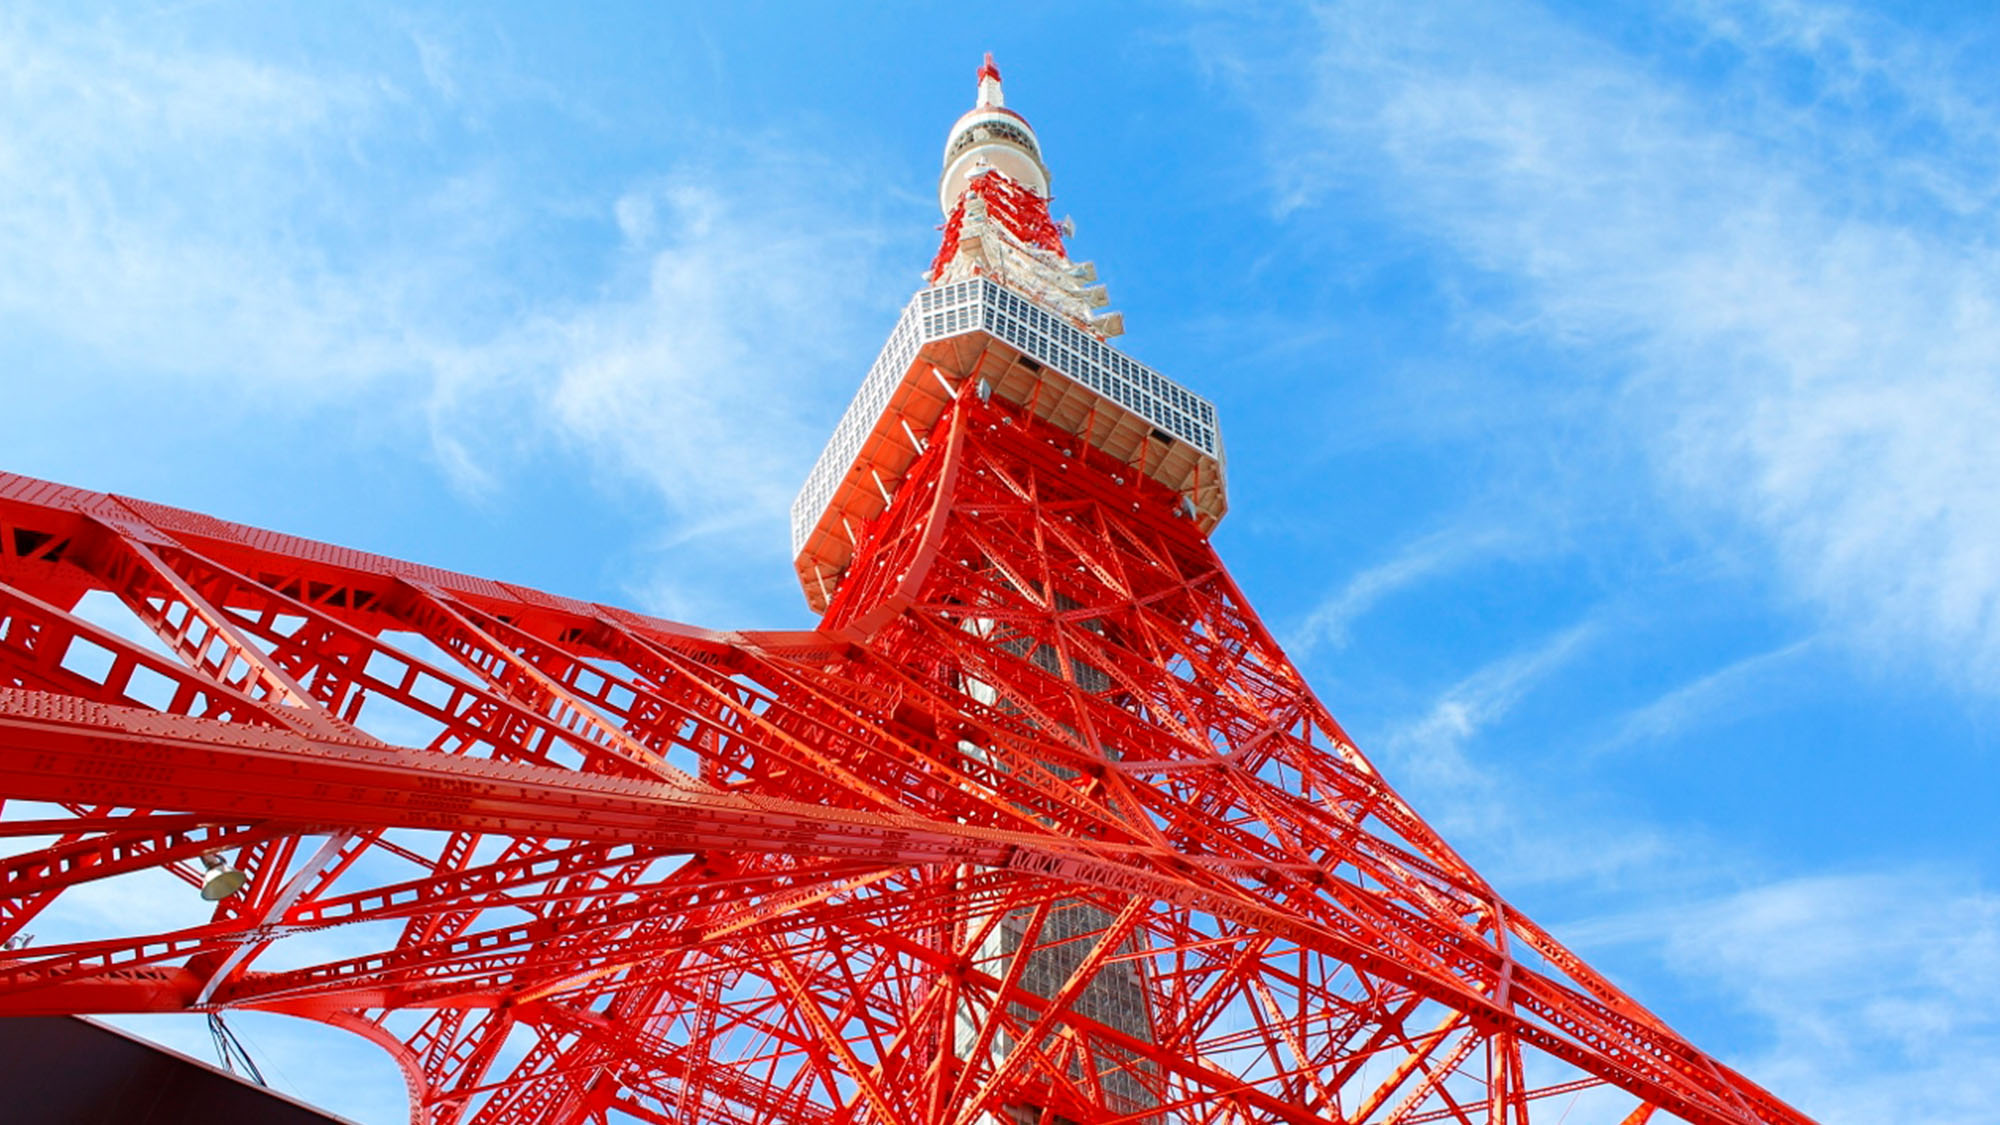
[0, 393, 1810, 1125]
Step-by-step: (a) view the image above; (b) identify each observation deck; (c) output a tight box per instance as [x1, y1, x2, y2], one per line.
[791, 277, 1226, 612]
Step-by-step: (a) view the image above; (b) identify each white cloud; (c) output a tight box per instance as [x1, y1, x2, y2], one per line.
[407, 160, 906, 623]
[1601, 637, 1817, 750]
[0, 11, 907, 621]
[0, 11, 423, 387]
[1569, 871, 2000, 1124]
[1242, 0, 2000, 690]
[536, 173, 898, 528]
[1290, 524, 1520, 653]
[1355, 618, 1857, 903]
[1366, 621, 1685, 890]
[1383, 619, 1597, 786]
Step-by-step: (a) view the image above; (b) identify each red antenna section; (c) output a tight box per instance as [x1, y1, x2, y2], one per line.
[0, 56, 1816, 1125]
[929, 169, 1068, 280]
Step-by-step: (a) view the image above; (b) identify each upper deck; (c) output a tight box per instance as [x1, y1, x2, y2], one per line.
[790, 277, 1226, 612]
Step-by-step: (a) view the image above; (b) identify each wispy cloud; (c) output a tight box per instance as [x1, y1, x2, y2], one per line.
[1369, 617, 1692, 887]
[1601, 637, 1818, 751]
[1569, 870, 2000, 1124]
[1222, 0, 2000, 690]
[535, 173, 899, 528]
[1290, 524, 1518, 654]
[1382, 618, 1598, 786]
[420, 158, 905, 621]
[0, 12, 906, 622]
[0, 11, 417, 386]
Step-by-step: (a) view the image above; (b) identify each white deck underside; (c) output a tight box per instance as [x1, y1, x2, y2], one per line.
[790, 278, 1226, 612]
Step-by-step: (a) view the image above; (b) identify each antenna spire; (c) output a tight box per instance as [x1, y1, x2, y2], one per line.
[976, 51, 1004, 107]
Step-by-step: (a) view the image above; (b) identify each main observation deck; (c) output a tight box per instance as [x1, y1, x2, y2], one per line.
[791, 277, 1226, 612]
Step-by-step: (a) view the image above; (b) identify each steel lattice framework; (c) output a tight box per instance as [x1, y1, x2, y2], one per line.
[0, 54, 1813, 1125]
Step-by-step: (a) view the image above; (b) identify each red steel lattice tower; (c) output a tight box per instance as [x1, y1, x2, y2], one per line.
[0, 58, 1813, 1125]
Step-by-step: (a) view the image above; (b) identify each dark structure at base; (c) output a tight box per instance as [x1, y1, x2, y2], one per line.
[0, 1017, 352, 1124]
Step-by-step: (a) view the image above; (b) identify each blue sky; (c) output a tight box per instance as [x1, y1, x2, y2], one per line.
[3, 2, 1996, 1122]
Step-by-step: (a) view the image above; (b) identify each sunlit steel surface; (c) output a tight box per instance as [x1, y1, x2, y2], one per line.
[0, 53, 1814, 1125]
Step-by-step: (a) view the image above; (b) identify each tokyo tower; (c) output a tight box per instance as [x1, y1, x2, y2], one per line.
[0, 55, 1813, 1125]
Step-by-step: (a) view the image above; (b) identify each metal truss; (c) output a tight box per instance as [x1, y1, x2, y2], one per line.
[0, 385, 1811, 1124]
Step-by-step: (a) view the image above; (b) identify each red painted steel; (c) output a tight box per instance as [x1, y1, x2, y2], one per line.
[0, 376, 1812, 1123]
[929, 168, 1070, 282]
[0, 58, 1806, 1116]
